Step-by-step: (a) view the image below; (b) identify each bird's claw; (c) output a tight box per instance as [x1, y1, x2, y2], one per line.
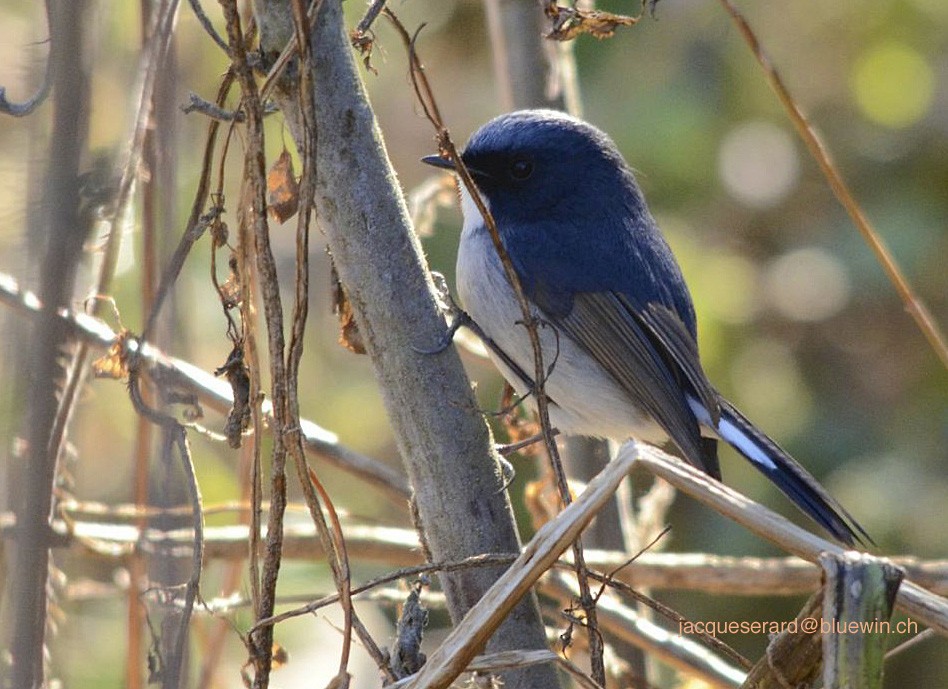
[413, 272, 472, 355]
[412, 314, 469, 355]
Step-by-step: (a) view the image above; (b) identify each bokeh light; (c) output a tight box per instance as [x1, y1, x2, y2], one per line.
[729, 338, 813, 440]
[717, 121, 800, 208]
[763, 247, 851, 322]
[851, 42, 935, 129]
[695, 251, 761, 325]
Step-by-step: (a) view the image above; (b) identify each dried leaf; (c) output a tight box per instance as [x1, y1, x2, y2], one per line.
[215, 345, 251, 448]
[266, 148, 300, 223]
[350, 30, 378, 74]
[92, 329, 131, 380]
[220, 253, 241, 310]
[331, 262, 366, 355]
[389, 580, 428, 679]
[546, 7, 641, 41]
[525, 473, 577, 532]
[271, 643, 289, 669]
[499, 383, 543, 457]
[209, 216, 228, 248]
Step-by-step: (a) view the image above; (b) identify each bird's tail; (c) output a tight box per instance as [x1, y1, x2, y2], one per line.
[688, 395, 870, 546]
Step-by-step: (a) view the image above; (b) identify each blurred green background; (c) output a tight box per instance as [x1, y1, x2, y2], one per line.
[0, 0, 945, 687]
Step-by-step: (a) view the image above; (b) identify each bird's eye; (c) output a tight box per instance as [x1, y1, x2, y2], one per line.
[509, 157, 534, 181]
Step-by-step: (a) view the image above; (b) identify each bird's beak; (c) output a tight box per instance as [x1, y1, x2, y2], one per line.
[421, 154, 456, 171]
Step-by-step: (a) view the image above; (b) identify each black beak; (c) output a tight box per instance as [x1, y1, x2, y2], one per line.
[421, 154, 456, 171]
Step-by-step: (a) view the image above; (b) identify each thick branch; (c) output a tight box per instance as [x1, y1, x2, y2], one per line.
[261, 1, 557, 687]
[10, 2, 91, 686]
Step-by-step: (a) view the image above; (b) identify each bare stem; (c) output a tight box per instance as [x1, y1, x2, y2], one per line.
[718, 0, 948, 368]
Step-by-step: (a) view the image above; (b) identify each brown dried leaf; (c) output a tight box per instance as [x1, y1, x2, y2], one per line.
[499, 383, 543, 457]
[331, 262, 366, 355]
[215, 345, 251, 449]
[209, 216, 228, 249]
[271, 643, 289, 669]
[92, 329, 131, 380]
[547, 8, 640, 41]
[266, 148, 300, 223]
[350, 30, 378, 74]
[220, 253, 241, 310]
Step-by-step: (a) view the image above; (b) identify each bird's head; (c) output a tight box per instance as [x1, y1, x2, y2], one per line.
[423, 109, 642, 226]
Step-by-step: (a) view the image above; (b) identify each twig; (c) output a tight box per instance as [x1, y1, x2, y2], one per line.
[257, 0, 323, 103]
[354, 0, 388, 38]
[402, 443, 641, 689]
[207, 586, 448, 615]
[252, 553, 517, 630]
[220, 4, 291, 688]
[303, 465, 362, 680]
[18, 508, 947, 597]
[187, 0, 230, 54]
[718, 0, 948, 368]
[0, 271, 411, 503]
[279, 4, 380, 682]
[126, 3, 172, 680]
[633, 445, 948, 636]
[583, 568, 753, 671]
[0, 0, 53, 116]
[497, 428, 560, 456]
[93, 0, 181, 309]
[543, 571, 746, 688]
[127, 370, 204, 689]
[885, 628, 937, 660]
[144, 72, 236, 344]
[181, 92, 244, 121]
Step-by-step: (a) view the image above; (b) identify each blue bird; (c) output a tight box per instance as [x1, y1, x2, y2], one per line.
[423, 109, 868, 546]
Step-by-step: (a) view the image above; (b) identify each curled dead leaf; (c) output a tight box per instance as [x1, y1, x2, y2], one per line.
[267, 148, 300, 223]
[93, 329, 131, 380]
[220, 253, 241, 310]
[215, 345, 251, 449]
[331, 261, 365, 355]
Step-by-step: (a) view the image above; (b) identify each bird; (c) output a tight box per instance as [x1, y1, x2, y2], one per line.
[422, 109, 868, 546]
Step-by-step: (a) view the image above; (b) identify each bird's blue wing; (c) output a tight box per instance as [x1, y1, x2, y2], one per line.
[502, 213, 719, 472]
[548, 291, 721, 477]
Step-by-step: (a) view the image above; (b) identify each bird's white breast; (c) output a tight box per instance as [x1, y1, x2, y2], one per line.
[454, 185, 666, 444]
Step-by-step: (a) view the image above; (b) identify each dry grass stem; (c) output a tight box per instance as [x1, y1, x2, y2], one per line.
[718, 0, 948, 367]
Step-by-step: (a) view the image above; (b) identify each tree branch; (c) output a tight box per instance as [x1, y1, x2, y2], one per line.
[0, 270, 411, 503]
[260, 1, 558, 687]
